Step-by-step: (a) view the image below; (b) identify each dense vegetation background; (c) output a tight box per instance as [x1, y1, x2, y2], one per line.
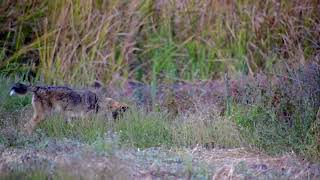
[1, 0, 319, 83]
[0, 0, 319, 178]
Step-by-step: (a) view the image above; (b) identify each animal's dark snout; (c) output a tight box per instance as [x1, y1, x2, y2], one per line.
[112, 106, 129, 119]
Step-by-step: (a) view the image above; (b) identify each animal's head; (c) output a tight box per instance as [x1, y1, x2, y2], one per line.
[103, 98, 129, 119]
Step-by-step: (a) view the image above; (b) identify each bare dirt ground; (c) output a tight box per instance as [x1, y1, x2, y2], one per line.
[1, 139, 319, 179]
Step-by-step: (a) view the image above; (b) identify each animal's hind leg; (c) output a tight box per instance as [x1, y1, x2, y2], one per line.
[23, 96, 46, 135]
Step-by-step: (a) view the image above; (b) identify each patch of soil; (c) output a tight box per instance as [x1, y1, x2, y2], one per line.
[0, 140, 137, 179]
[1, 140, 319, 179]
[188, 146, 320, 179]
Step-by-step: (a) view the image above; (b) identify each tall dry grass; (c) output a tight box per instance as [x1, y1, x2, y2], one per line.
[0, 0, 319, 85]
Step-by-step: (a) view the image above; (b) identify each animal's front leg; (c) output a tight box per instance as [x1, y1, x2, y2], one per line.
[23, 96, 46, 135]
[24, 112, 45, 135]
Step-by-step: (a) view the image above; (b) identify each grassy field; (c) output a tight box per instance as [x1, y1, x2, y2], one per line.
[0, 72, 319, 178]
[0, 0, 319, 179]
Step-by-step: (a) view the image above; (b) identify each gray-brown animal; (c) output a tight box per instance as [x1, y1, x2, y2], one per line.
[10, 82, 129, 134]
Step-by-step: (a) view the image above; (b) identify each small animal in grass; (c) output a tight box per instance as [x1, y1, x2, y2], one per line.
[10, 82, 129, 135]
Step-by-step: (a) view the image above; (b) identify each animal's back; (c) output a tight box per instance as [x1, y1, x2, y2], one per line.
[32, 86, 99, 117]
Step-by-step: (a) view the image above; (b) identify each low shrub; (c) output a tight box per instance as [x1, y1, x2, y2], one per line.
[173, 106, 242, 148]
[231, 64, 320, 160]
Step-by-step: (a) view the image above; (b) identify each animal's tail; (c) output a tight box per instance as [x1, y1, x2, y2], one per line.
[90, 80, 103, 89]
[10, 83, 37, 96]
